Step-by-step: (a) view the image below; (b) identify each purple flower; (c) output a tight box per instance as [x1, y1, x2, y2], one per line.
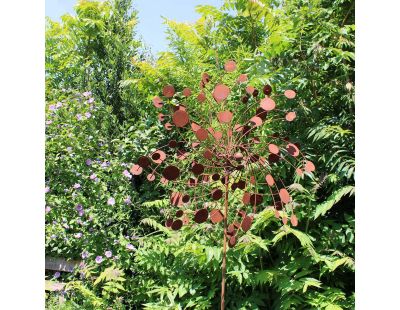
[124, 196, 131, 205]
[46, 120, 52, 125]
[126, 243, 136, 251]
[101, 161, 109, 168]
[75, 232, 82, 239]
[105, 250, 112, 258]
[107, 197, 115, 206]
[81, 251, 89, 259]
[76, 114, 83, 121]
[85, 112, 91, 118]
[45, 206, 51, 214]
[56, 102, 63, 108]
[88, 97, 95, 103]
[85, 159, 92, 166]
[45, 186, 50, 193]
[49, 105, 56, 111]
[54, 271, 61, 279]
[73, 183, 81, 189]
[75, 204, 83, 212]
[95, 256, 103, 264]
[123, 170, 132, 179]
[83, 91, 92, 97]
[90, 173, 97, 180]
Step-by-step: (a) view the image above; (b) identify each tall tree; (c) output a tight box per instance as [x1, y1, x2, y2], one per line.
[46, 0, 140, 123]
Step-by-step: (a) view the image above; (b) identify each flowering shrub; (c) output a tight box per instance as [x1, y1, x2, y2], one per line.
[45, 89, 161, 272]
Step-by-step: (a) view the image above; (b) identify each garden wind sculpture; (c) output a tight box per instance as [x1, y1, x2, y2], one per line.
[130, 60, 315, 310]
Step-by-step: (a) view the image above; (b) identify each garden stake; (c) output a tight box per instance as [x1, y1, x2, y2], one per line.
[131, 60, 316, 308]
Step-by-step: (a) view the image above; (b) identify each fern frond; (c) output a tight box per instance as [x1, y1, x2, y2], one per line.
[314, 186, 354, 219]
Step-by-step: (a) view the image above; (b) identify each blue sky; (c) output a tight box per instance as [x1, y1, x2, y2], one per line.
[45, 0, 223, 55]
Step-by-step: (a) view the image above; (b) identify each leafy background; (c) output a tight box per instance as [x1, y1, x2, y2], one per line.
[45, 0, 354, 309]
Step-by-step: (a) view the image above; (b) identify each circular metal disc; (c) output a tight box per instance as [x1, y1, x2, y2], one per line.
[212, 189, 223, 200]
[195, 128, 209, 141]
[170, 192, 182, 206]
[246, 85, 255, 95]
[237, 180, 246, 189]
[212, 174, 220, 181]
[265, 174, 275, 186]
[287, 143, 300, 157]
[279, 188, 290, 204]
[224, 60, 237, 72]
[268, 144, 280, 154]
[191, 122, 201, 132]
[163, 85, 175, 98]
[210, 209, 224, 224]
[172, 110, 189, 127]
[138, 156, 150, 168]
[228, 235, 237, 248]
[227, 224, 236, 236]
[217, 111, 233, 123]
[250, 116, 262, 127]
[182, 194, 190, 203]
[176, 210, 184, 217]
[241, 216, 253, 232]
[158, 113, 165, 121]
[284, 89, 296, 99]
[168, 140, 178, 148]
[213, 131, 223, 140]
[171, 219, 183, 230]
[162, 166, 180, 181]
[285, 111, 296, 122]
[260, 98, 276, 111]
[165, 218, 173, 227]
[263, 85, 272, 95]
[188, 177, 198, 187]
[147, 173, 155, 181]
[194, 208, 209, 223]
[192, 163, 205, 175]
[305, 160, 316, 172]
[201, 72, 211, 84]
[237, 74, 248, 83]
[213, 84, 230, 103]
[152, 150, 166, 164]
[182, 87, 192, 97]
[130, 164, 143, 175]
[197, 92, 206, 102]
[152, 96, 163, 108]
[242, 192, 250, 205]
[290, 214, 298, 226]
[204, 149, 213, 160]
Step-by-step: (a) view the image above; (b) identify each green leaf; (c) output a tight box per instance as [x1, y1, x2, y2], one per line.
[314, 186, 355, 219]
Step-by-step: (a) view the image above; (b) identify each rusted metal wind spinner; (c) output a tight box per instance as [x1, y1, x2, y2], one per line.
[130, 60, 315, 309]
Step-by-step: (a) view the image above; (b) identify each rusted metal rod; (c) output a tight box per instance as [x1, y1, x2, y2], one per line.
[221, 174, 229, 310]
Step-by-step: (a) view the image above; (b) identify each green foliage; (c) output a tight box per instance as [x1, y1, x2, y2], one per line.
[46, 0, 354, 308]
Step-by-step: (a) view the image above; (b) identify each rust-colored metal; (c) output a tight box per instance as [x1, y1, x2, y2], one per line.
[131, 59, 316, 310]
[221, 173, 229, 310]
